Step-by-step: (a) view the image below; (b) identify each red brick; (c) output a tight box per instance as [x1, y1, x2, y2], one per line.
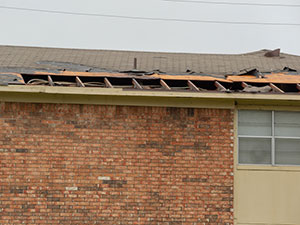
[0, 103, 234, 224]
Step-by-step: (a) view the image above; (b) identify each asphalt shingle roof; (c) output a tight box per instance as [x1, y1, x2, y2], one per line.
[0, 45, 300, 75]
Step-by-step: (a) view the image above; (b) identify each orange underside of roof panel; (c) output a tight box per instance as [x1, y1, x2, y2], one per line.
[228, 73, 300, 84]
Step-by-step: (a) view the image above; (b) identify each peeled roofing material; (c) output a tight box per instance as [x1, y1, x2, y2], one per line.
[1, 45, 300, 95]
[1, 45, 300, 75]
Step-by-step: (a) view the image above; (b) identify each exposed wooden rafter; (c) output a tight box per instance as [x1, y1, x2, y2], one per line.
[215, 81, 227, 92]
[241, 82, 249, 88]
[270, 83, 284, 93]
[104, 78, 113, 88]
[75, 76, 85, 87]
[47, 75, 54, 86]
[187, 80, 199, 92]
[132, 78, 143, 89]
[160, 79, 171, 90]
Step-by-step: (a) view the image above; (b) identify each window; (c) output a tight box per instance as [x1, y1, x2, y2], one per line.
[238, 110, 300, 165]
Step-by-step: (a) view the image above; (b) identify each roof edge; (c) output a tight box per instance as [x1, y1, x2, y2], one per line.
[1, 85, 300, 101]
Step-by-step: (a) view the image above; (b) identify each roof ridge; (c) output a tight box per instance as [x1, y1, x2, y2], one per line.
[1, 45, 298, 57]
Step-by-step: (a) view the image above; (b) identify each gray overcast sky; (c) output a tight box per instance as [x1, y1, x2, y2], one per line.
[0, 0, 300, 55]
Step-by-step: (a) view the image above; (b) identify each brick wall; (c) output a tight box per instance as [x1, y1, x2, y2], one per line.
[0, 102, 234, 224]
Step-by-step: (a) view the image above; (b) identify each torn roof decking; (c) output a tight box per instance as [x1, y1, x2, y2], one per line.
[228, 73, 300, 84]
[24, 70, 231, 82]
[2, 70, 300, 94]
[9, 70, 300, 84]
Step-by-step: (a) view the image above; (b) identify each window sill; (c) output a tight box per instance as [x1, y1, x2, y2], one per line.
[236, 164, 300, 172]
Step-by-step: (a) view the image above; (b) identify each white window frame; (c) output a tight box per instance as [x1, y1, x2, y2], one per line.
[238, 110, 300, 166]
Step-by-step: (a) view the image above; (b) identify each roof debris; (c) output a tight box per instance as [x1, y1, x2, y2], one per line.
[264, 48, 280, 57]
[283, 67, 297, 72]
[242, 84, 272, 93]
[237, 68, 264, 78]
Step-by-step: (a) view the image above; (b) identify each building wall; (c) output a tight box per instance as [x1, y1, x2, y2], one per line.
[235, 167, 300, 225]
[0, 102, 234, 225]
[234, 107, 300, 225]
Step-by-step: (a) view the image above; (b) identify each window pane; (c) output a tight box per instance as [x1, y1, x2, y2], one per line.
[275, 138, 300, 165]
[239, 137, 271, 164]
[275, 111, 300, 137]
[238, 110, 272, 136]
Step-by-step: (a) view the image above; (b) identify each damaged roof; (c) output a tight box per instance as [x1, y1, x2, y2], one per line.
[1, 45, 300, 75]
[1, 45, 300, 95]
